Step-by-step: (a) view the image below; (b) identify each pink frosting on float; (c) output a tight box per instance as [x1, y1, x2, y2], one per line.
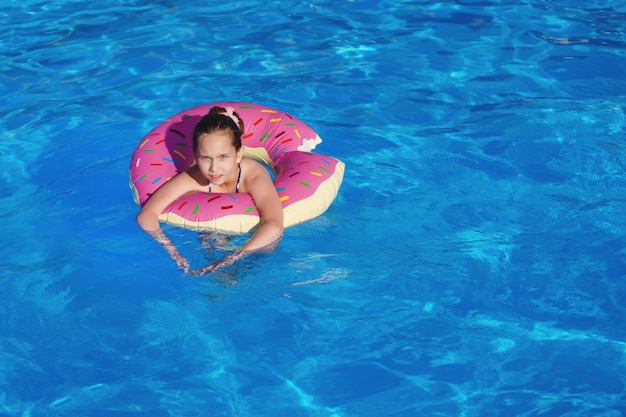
[129, 102, 345, 233]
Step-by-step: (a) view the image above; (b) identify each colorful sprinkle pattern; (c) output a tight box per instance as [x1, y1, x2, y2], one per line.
[129, 102, 345, 233]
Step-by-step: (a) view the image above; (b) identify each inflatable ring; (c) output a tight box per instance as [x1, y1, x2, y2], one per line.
[129, 102, 345, 233]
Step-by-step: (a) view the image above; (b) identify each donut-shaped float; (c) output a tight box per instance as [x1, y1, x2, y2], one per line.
[129, 102, 345, 233]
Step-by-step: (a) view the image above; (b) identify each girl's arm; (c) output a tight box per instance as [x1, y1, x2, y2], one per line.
[137, 172, 196, 272]
[147, 228, 189, 273]
[240, 167, 284, 251]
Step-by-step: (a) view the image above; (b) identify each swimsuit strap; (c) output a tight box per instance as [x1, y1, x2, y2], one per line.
[236, 163, 241, 193]
[208, 163, 241, 194]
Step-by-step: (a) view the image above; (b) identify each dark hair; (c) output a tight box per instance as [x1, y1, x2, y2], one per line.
[192, 106, 245, 153]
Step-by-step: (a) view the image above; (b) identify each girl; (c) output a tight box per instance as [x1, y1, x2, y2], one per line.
[136, 106, 284, 275]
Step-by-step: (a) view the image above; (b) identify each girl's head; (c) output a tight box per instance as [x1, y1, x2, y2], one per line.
[193, 106, 244, 153]
[192, 107, 245, 186]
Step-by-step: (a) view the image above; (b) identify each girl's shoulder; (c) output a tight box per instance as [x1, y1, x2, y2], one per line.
[240, 157, 272, 190]
[241, 157, 268, 175]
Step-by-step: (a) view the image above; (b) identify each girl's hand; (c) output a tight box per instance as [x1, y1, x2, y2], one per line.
[191, 250, 245, 276]
[190, 264, 216, 277]
[172, 252, 190, 273]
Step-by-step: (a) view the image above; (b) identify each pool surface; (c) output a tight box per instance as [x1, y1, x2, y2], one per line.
[1, 0, 625, 416]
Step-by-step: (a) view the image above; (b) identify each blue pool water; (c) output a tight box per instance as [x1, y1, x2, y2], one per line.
[2, 0, 626, 415]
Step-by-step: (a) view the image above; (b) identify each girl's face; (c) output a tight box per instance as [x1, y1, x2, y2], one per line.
[195, 131, 243, 187]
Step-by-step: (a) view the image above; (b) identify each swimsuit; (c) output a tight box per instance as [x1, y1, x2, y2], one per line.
[208, 163, 241, 194]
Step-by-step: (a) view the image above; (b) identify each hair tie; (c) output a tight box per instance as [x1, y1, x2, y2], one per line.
[222, 106, 240, 128]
